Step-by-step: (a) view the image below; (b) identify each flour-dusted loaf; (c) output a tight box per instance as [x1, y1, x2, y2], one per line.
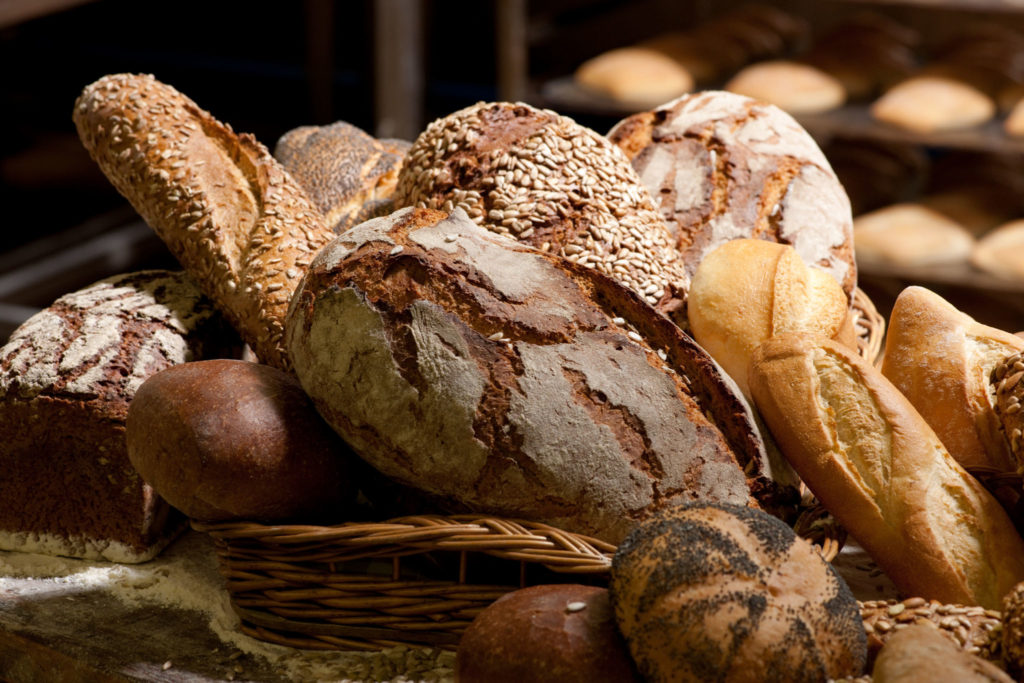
[0, 271, 240, 562]
[286, 207, 800, 544]
[73, 73, 335, 370]
[608, 90, 856, 300]
[274, 121, 409, 234]
[393, 101, 691, 321]
[609, 502, 867, 683]
[750, 333, 1024, 609]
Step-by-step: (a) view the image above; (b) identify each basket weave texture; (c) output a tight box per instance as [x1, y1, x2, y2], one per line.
[852, 286, 885, 366]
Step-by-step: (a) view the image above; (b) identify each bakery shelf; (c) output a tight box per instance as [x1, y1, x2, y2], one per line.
[829, 0, 1024, 12]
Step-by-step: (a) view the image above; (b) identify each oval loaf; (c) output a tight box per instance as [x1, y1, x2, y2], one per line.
[285, 207, 799, 543]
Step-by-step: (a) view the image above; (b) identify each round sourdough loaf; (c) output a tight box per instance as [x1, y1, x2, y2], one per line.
[392, 101, 690, 322]
[285, 207, 800, 544]
[609, 502, 867, 682]
[607, 90, 856, 300]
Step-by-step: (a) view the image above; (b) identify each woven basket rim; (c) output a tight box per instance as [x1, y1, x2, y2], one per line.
[852, 286, 885, 366]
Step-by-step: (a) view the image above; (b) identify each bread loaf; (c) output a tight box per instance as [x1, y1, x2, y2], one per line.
[881, 286, 1023, 473]
[126, 359, 359, 522]
[73, 73, 335, 370]
[860, 598, 1002, 664]
[274, 121, 409, 234]
[870, 75, 996, 134]
[574, 47, 694, 105]
[0, 270, 240, 561]
[609, 502, 866, 682]
[607, 90, 856, 300]
[286, 207, 800, 544]
[749, 333, 1024, 609]
[872, 624, 1012, 682]
[687, 239, 854, 398]
[455, 585, 641, 683]
[972, 220, 1024, 282]
[1002, 582, 1024, 676]
[724, 60, 846, 114]
[853, 203, 975, 268]
[393, 100, 691, 321]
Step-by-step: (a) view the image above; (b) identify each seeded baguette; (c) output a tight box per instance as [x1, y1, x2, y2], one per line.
[73, 73, 334, 370]
[749, 333, 1024, 609]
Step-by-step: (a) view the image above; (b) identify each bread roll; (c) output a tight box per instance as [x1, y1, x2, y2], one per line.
[724, 60, 846, 114]
[870, 75, 996, 134]
[274, 121, 408, 234]
[574, 47, 694, 106]
[860, 598, 1002, 663]
[881, 286, 1023, 473]
[687, 239, 853, 398]
[73, 73, 335, 370]
[972, 220, 1024, 282]
[455, 585, 640, 683]
[393, 100, 690, 322]
[286, 207, 800, 544]
[608, 90, 856, 300]
[126, 359, 358, 522]
[610, 502, 866, 682]
[872, 624, 1012, 682]
[749, 333, 1024, 609]
[854, 203, 975, 268]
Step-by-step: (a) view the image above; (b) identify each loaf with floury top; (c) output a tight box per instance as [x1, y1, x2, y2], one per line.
[285, 207, 800, 544]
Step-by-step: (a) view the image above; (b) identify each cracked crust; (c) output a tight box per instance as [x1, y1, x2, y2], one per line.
[285, 207, 799, 544]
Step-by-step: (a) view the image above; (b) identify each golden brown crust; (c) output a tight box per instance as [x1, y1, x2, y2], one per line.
[749, 333, 1024, 609]
[73, 73, 334, 370]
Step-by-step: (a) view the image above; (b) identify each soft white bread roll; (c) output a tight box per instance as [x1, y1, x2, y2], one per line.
[574, 47, 694, 106]
[749, 333, 1024, 609]
[871, 75, 996, 134]
[972, 219, 1024, 282]
[724, 60, 846, 114]
[853, 203, 975, 268]
[881, 286, 1024, 474]
[687, 239, 854, 399]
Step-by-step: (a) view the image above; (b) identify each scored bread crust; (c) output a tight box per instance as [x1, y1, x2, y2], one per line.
[749, 333, 1024, 609]
[73, 73, 335, 370]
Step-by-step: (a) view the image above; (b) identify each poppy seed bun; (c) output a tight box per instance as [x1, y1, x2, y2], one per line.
[610, 502, 867, 683]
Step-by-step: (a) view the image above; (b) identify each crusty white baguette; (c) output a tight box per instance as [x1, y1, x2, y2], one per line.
[73, 73, 334, 370]
[881, 286, 1024, 473]
[749, 333, 1024, 609]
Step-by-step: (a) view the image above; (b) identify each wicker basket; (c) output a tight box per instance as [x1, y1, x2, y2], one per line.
[852, 287, 885, 366]
[194, 506, 843, 652]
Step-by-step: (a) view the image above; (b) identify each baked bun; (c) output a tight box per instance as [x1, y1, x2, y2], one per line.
[881, 286, 1024, 473]
[972, 219, 1024, 282]
[126, 359, 358, 522]
[749, 333, 1024, 609]
[853, 203, 975, 268]
[286, 207, 799, 544]
[73, 73, 335, 370]
[872, 624, 1012, 682]
[274, 121, 409, 234]
[724, 60, 846, 113]
[607, 90, 856, 301]
[456, 584, 640, 683]
[574, 47, 694, 106]
[394, 101, 689, 321]
[870, 75, 996, 133]
[609, 502, 867, 682]
[687, 239, 853, 398]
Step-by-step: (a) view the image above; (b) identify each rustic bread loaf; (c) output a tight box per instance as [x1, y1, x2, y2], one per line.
[392, 100, 691, 321]
[872, 624, 1012, 683]
[860, 598, 1003, 664]
[972, 220, 1024, 282]
[854, 203, 975, 268]
[749, 333, 1024, 609]
[274, 121, 409, 234]
[609, 502, 866, 683]
[455, 584, 640, 683]
[574, 47, 694, 106]
[126, 359, 359, 522]
[870, 75, 996, 134]
[607, 90, 856, 300]
[881, 286, 1023, 473]
[286, 207, 800, 544]
[687, 239, 854, 399]
[0, 270, 240, 562]
[1002, 582, 1024, 676]
[73, 73, 335, 370]
[724, 60, 846, 114]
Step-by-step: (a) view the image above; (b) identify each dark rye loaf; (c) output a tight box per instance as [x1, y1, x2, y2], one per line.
[285, 207, 799, 544]
[0, 270, 239, 562]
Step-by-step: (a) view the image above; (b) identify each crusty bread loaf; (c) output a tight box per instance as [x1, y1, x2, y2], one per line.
[724, 60, 846, 114]
[871, 75, 996, 134]
[286, 207, 801, 544]
[854, 203, 975, 268]
[881, 286, 1024, 473]
[749, 333, 1024, 609]
[610, 502, 867, 682]
[687, 239, 854, 398]
[574, 47, 694, 106]
[607, 90, 856, 300]
[0, 270, 240, 562]
[274, 121, 409, 234]
[126, 359, 359, 522]
[73, 73, 335, 370]
[872, 624, 1012, 683]
[456, 585, 641, 683]
[393, 100, 690, 322]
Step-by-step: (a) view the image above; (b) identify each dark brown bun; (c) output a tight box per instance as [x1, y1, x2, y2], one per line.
[455, 584, 640, 683]
[610, 502, 866, 682]
[126, 359, 358, 522]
